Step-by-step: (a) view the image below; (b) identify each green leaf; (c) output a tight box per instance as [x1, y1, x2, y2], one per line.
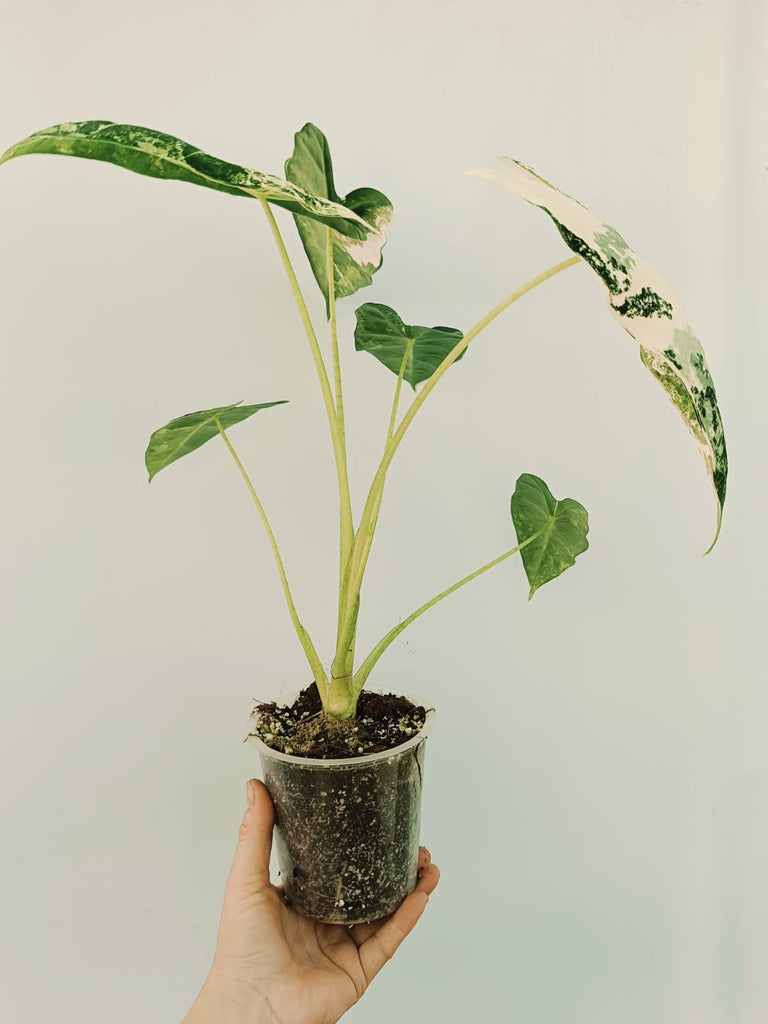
[510, 473, 589, 599]
[0, 121, 371, 238]
[285, 123, 392, 314]
[354, 302, 464, 388]
[470, 158, 728, 550]
[145, 400, 287, 482]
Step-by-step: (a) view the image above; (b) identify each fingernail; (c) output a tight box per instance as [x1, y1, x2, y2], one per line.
[246, 780, 257, 808]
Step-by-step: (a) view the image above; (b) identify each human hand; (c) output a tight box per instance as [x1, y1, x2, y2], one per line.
[183, 779, 440, 1024]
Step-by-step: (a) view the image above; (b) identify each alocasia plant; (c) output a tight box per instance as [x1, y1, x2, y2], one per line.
[0, 121, 728, 720]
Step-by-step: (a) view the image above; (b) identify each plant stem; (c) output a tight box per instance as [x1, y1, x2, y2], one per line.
[326, 229, 345, 443]
[260, 199, 355, 588]
[339, 255, 580, 645]
[326, 228, 355, 657]
[332, 341, 412, 674]
[215, 418, 329, 699]
[325, 672, 359, 720]
[353, 526, 546, 692]
[387, 340, 412, 442]
[325, 232, 359, 694]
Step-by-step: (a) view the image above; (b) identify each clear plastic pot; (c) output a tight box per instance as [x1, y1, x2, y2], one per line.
[248, 699, 434, 925]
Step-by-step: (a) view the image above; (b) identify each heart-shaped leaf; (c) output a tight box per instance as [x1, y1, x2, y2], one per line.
[510, 473, 589, 599]
[0, 121, 371, 238]
[145, 400, 287, 482]
[354, 302, 464, 388]
[285, 123, 392, 314]
[470, 158, 728, 550]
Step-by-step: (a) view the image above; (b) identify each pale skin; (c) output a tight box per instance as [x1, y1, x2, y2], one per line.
[183, 780, 440, 1024]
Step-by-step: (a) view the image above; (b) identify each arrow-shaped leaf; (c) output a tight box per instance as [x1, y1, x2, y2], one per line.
[354, 302, 464, 388]
[0, 121, 371, 238]
[469, 158, 728, 550]
[285, 123, 392, 314]
[511, 473, 589, 599]
[145, 401, 287, 482]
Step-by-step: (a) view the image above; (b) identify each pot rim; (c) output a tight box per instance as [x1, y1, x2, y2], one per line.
[246, 689, 435, 768]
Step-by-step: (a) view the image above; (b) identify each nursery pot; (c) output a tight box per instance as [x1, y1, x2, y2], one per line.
[249, 699, 434, 925]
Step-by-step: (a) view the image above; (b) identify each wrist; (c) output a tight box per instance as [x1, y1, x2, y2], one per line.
[183, 970, 272, 1024]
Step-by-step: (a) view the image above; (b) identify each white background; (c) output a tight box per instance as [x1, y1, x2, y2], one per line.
[1, 1, 766, 1021]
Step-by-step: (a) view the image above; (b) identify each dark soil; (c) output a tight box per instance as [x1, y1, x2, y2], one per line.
[249, 683, 427, 759]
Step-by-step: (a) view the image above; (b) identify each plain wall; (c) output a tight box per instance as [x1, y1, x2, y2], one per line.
[1, 1, 766, 1021]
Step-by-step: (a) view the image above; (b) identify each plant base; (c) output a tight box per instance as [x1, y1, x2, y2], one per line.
[250, 697, 433, 924]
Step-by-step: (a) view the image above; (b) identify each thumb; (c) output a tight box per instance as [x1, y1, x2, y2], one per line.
[226, 779, 275, 896]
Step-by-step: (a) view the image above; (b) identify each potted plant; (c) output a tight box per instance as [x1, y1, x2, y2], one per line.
[1, 121, 728, 924]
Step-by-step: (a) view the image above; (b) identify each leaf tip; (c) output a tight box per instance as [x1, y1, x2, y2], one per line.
[702, 503, 724, 556]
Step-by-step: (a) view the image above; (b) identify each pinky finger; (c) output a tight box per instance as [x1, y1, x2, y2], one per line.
[352, 863, 440, 947]
[415, 861, 440, 897]
[359, 888, 431, 983]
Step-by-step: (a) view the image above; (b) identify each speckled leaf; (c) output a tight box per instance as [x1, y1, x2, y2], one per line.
[354, 302, 464, 388]
[510, 474, 589, 599]
[285, 123, 392, 315]
[470, 158, 728, 550]
[145, 400, 287, 482]
[0, 121, 372, 238]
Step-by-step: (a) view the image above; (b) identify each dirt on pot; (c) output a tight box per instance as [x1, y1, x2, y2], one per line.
[249, 683, 427, 759]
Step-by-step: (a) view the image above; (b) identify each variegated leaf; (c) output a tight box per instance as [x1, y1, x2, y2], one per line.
[0, 121, 372, 238]
[145, 400, 287, 482]
[510, 473, 589, 599]
[469, 158, 728, 550]
[285, 123, 392, 315]
[354, 302, 464, 387]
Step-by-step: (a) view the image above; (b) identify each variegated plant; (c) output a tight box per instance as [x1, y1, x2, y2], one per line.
[1, 121, 727, 719]
[468, 159, 727, 550]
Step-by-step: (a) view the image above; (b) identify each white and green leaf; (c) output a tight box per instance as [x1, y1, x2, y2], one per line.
[510, 473, 589, 599]
[145, 400, 287, 481]
[470, 158, 728, 550]
[0, 121, 372, 237]
[354, 302, 464, 387]
[285, 123, 392, 314]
